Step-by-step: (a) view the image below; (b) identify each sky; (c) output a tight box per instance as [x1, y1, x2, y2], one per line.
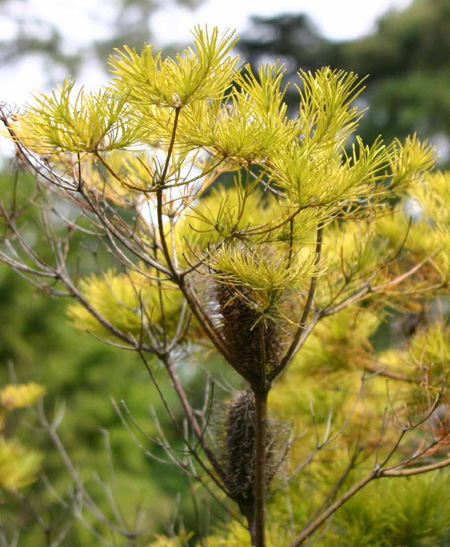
[0, 0, 413, 105]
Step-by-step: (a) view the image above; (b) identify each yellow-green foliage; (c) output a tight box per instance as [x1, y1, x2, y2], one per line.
[67, 270, 183, 338]
[148, 520, 290, 547]
[14, 80, 142, 154]
[0, 382, 45, 410]
[268, 135, 388, 213]
[269, 305, 381, 427]
[146, 532, 194, 547]
[110, 27, 239, 109]
[326, 473, 450, 547]
[0, 437, 42, 490]
[211, 244, 317, 304]
[0, 382, 45, 490]
[389, 135, 437, 191]
[409, 323, 450, 375]
[299, 306, 380, 372]
[11, 26, 442, 311]
[380, 322, 450, 389]
[297, 69, 365, 147]
[178, 184, 282, 244]
[377, 170, 450, 285]
[177, 63, 297, 161]
[317, 221, 391, 306]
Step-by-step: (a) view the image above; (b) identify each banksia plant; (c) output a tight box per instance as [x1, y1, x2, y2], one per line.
[2, 25, 450, 546]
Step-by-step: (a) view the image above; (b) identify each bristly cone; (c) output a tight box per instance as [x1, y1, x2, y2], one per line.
[226, 390, 256, 499]
[218, 390, 289, 499]
[214, 281, 286, 384]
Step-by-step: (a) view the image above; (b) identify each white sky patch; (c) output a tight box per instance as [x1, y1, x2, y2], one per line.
[404, 198, 424, 221]
[430, 133, 450, 165]
[25, 0, 115, 50]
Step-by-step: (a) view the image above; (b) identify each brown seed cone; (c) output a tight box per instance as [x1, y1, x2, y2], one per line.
[217, 390, 290, 499]
[226, 390, 257, 498]
[215, 282, 284, 382]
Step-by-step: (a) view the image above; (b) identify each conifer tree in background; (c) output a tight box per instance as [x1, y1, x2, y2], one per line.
[1, 27, 450, 546]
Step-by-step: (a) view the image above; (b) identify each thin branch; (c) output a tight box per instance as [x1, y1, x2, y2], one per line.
[159, 353, 228, 486]
[322, 248, 442, 318]
[382, 457, 450, 477]
[288, 472, 376, 547]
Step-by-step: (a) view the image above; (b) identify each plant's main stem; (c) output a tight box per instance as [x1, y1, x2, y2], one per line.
[253, 388, 268, 547]
[250, 320, 270, 546]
